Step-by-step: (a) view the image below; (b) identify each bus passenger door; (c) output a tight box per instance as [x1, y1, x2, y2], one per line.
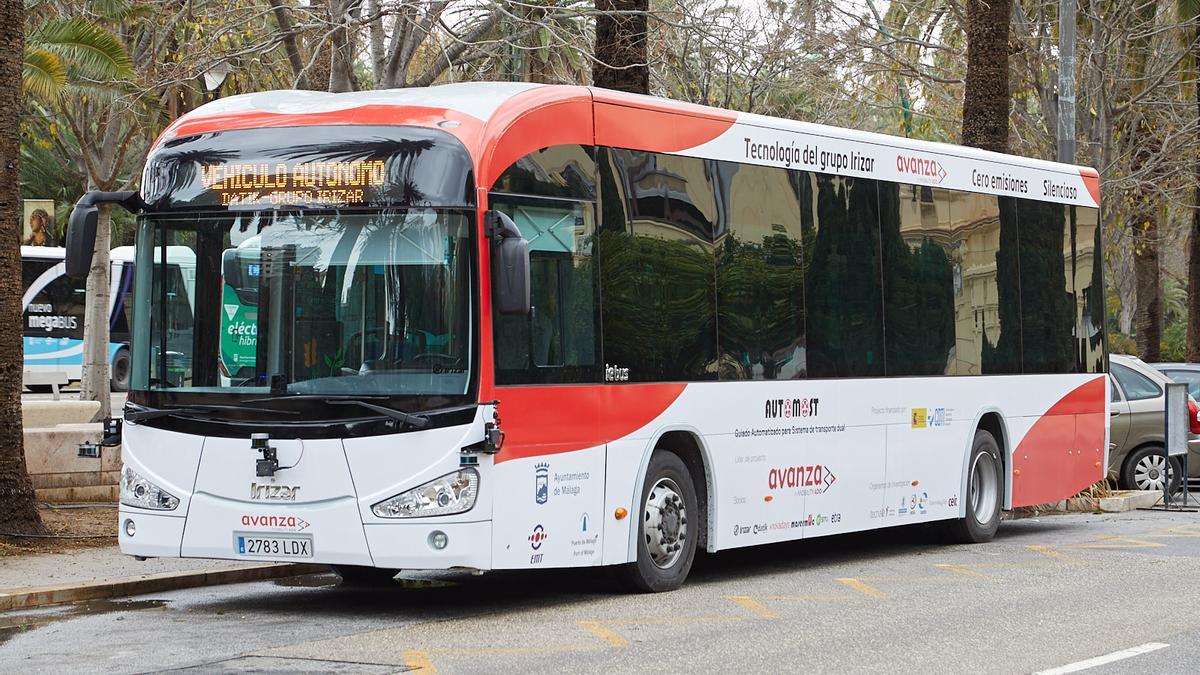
[487, 192, 606, 570]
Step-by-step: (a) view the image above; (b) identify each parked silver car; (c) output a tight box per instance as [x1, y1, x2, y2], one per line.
[1108, 354, 1200, 491]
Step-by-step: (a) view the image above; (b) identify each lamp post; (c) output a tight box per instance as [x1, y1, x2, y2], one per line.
[202, 61, 232, 101]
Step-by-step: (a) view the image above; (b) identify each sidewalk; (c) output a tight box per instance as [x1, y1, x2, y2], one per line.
[0, 545, 323, 611]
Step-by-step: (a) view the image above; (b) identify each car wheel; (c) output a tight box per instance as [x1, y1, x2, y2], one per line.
[111, 348, 130, 392]
[331, 565, 399, 586]
[945, 429, 1003, 544]
[617, 450, 698, 593]
[1122, 446, 1181, 494]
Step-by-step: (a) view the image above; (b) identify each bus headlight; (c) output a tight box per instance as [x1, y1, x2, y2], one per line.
[371, 468, 479, 518]
[120, 466, 180, 511]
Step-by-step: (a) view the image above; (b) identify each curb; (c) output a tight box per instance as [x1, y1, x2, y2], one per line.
[1038, 490, 1164, 514]
[0, 562, 327, 612]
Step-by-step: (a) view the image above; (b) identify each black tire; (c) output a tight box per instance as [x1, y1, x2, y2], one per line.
[1121, 446, 1181, 494]
[24, 384, 53, 394]
[946, 429, 1004, 544]
[331, 565, 399, 586]
[111, 348, 130, 392]
[617, 450, 699, 593]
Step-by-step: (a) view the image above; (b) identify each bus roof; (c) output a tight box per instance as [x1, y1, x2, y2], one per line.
[155, 82, 1100, 208]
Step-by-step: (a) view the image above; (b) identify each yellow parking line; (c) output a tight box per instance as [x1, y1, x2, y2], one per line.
[934, 563, 989, 578]
[430, 645, 597, 656]
[756, 594, 850, 602]
[727, 595, 779, 619]
[578, 620, 629, 648]
[1026, 545, 1080, 562]
[403, 650, 436, 673]
[836, 577, 885, 598]
[605, 615, 743, 626]
[1066, 537, 1165, 549]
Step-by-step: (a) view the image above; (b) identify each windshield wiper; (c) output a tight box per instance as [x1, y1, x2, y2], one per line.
[124, 402, 299, 422]
[243, 394, 430, 429]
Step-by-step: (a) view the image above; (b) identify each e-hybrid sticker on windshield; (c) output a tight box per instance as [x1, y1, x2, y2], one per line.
[219, 283, 257, 375]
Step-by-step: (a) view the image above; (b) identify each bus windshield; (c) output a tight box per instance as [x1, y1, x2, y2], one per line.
[130, 208, 474, 403]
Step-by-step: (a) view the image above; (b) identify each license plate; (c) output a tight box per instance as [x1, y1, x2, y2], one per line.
[234, 532, 313, 558]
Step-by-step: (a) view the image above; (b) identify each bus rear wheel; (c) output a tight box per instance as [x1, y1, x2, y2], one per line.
[945, 429, 1003, 544]
[111, 348, 130, 392]
[618, 450, 698, 593]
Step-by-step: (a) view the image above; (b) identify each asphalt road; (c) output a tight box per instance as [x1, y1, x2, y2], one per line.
[4, 510, 1200, 674]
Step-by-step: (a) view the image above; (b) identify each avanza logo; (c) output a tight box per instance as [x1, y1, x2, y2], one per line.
[768, 465, 837, 494]
[896, 154, 947, 184]
[240, 514, 310, 531]
[764, 397, 819, 419]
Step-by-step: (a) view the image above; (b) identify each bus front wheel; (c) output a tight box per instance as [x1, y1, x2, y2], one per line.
[946, 429, 1003, 544]
[619, 450, 698, 593]
[111, 348, 130, 392]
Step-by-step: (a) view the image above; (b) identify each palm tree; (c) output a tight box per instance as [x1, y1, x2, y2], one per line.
[594, 0, 649, 94]
[0, 0, 45, 536]
[961, 0, 1011, 152]
[23, 11, 133, 420]
[22, 16, 132, 101]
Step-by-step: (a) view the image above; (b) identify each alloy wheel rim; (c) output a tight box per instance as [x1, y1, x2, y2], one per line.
[969, 451, 999, 525]
[644, 477, 687, 569]
[1134, 454, 1170, 491]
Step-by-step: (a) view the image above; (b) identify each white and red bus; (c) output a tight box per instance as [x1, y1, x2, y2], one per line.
[67, 83, 1107, 591]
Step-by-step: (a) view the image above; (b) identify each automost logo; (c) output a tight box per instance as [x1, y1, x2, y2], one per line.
[896, 154, 947, 184]
[768, 464, 836, 494]
[764, 397, 819, 419]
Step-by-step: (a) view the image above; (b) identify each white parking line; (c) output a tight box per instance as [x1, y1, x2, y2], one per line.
[1034, 642, 1169, 675]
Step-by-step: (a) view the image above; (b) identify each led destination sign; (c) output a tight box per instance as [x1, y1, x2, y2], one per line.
[143, 125, 475, 209]
[199, 160, 388, 207]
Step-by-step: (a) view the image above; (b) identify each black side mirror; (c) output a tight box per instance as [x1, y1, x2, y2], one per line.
[65, 190, 148, 278]
[65, 205, 98, 278]
[487, 210, 530, 316]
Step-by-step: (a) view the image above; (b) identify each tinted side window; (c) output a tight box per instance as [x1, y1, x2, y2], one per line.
[492, 145, 596, 201]
[1110, 363, 1161, 401]
[715, 162, 806, 380]
[879, 184, 956, 376]
[491, 196, 600, 384]
[598, 148, 718, 382]
[803, 173, 884, 378]
[1072, 206, 1105, 373]
[1017, 199, 1076, 373]
[949, 191, 1020, 374]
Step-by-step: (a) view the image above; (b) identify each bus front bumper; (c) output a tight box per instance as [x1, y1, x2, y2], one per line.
[118, 508, 492, 571]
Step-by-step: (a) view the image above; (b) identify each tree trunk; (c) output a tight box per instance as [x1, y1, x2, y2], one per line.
[80, 202, 113, 421]
[0, 0, 45, 535]
[328, 0, 361, 92]
[594, 0, 649, 94]
[266, 0, 311, 90]
[1132, 211, 1162, 361]
[961, 0, 1012, 153]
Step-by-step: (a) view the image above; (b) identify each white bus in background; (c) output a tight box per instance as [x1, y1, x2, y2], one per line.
[21, 245, 195, 392]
